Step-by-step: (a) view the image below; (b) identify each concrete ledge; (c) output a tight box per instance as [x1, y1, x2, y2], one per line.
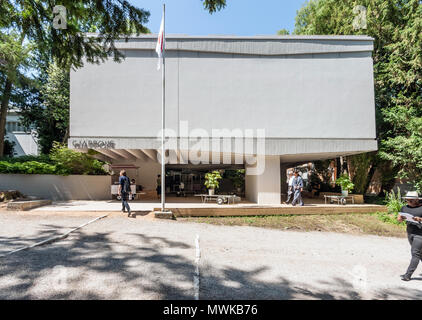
[0, 174, 111, 201]
[7, 200, 52, 211]
[154, 205, 387, 217]
[154, 211, 175, 220]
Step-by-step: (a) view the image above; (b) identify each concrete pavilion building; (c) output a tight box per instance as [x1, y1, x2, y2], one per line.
[69, 34, 377, 204]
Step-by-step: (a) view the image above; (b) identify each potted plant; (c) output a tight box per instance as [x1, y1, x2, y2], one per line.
[204, 170, 222, 195]
[335, 174, 355, 196]
[224, 169, 245, 194]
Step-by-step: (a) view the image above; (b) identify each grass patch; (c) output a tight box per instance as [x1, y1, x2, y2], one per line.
[180, 213, 407, 238]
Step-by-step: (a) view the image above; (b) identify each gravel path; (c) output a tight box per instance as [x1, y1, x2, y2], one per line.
[0, 212, 421, 299]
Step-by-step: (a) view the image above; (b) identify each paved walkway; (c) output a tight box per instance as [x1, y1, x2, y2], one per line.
[32, 199, 383, 212]
[0, 211, 421, 299]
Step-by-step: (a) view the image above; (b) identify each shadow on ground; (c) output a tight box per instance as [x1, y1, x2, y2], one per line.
[0, 226, 421, 300]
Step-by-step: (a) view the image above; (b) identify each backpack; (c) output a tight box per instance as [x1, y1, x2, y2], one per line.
[123, 176, 131, 193]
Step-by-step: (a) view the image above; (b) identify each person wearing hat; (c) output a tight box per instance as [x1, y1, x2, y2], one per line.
[398, 191, 422, 281]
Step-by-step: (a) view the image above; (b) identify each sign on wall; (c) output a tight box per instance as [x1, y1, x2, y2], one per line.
[72, 140, 116, 149]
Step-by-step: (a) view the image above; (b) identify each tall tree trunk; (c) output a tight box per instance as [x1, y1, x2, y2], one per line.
[0, 78, 13, 157]
[364, 164, 376, 195]
[62, 126, 69, 145]
[336, 157, 341, 179]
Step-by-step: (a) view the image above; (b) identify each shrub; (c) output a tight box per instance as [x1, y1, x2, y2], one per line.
[0, 154, 52, 164]
[0, 143, 108, 175]
[49, 143, 108, 175]
[0, 161, 57, 174]
[377, 211, 406, 226]
[376, 188, 406, 226]
[385, 188, 406, 214]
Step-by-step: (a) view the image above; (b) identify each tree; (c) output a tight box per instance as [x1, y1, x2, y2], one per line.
[0, 0, 150, 157]
[0, 0, 227, 157]
[294, 0, 422, 194]
[202, 0, 227, 13]
[377, 2, 422, 191]
[0, 32, 34, 157]
[19, 61, 69, 154]
[277, 29, 290, 35]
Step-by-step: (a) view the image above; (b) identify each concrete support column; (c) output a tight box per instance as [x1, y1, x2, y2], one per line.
[280, 163, 288, 196]
[245, 155, 281, 205]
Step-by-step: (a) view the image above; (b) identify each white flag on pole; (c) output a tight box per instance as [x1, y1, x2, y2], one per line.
[156, 15, 164, 70]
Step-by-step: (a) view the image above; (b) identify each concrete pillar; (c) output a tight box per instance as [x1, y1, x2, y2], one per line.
[280, 163, 288, 195]
[245, 155, 281, 205]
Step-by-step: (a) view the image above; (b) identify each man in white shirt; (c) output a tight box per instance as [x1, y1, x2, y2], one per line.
[284, 171, 294, 204]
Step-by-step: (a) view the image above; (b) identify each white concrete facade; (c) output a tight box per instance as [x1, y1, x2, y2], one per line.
[69, 35, 377, 204]
[5, 110, 39, 156]
[245, 156, 281, 204]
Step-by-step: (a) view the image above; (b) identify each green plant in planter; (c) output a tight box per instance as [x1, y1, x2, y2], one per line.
[204, 170, 222, 192]
[224, 169, 245, 190]
[335, 174, 355, 193]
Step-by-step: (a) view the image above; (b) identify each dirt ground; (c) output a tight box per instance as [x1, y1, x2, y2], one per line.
[181, 213, 407, 238]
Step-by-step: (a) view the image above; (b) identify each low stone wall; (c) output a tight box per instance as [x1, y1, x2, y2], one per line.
[7, 199, 52, 211]
[0, 174, 111, 201]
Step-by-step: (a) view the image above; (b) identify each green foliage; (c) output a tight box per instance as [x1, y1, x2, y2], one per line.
[277, 29, 290, 35]
[49, 142, 108, 175]
[0, 32, 34, 81]
[377, 188, 406, 226]
[202, 0, 226, 13]
[0, 0, 151, 157]
[379, 117, 422, 192]
[204, 170, 223, 190]
[0, 160, 58, 174]
[2, 1, 151, 69]
[348, 153, 375, 194]
[19, 61, 70, 154]
[385, 188, 406, 214]
[224, 169, 245, 189]
[335, 174, 355, 192]
[0, 32, 35, 157]
[0, 154, 52, 163]
[0, 143, 108, 175]
[376, 210, 406, 226]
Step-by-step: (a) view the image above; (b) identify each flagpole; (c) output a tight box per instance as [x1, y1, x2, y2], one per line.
[161, 3, 166, 212]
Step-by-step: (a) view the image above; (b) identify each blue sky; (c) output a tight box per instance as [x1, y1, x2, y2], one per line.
[131, 0, 307, 36]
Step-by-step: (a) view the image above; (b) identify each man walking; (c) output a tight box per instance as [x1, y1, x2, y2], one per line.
[291, 170, 304, 206]
[284, 171, 294, 204]
[398, 191, 422, 281]
[118, 170, 132, 217]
